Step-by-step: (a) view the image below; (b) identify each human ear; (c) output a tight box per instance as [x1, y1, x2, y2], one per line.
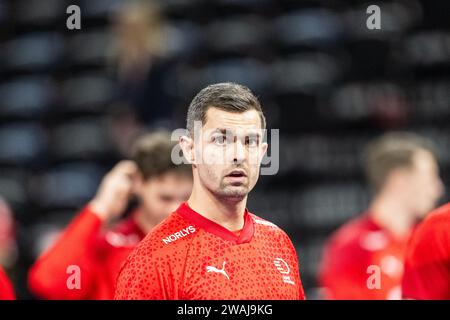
[179, 135, 195, 164]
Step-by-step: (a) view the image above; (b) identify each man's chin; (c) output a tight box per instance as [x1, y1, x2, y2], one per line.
[216, 187, 249, 201]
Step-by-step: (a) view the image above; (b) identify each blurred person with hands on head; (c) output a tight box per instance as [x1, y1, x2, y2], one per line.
[28, 131, 192, 300]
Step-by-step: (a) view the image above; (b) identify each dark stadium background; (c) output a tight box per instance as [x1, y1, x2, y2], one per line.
[1, 0, 450, 299]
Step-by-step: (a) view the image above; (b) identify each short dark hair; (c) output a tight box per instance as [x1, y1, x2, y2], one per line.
[132, 130, 191, 180]
[186, 82, 266, 134]
[363, 132, 438, 193]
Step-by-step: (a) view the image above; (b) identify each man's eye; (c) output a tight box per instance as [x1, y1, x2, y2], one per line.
[160, 195, 174, 202]
[213, 135, 226, 145]
[246, 136, 258, 147]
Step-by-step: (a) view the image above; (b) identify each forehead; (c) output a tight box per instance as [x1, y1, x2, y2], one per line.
[203, 107, 262, 131]
[412, 149, 437, 170]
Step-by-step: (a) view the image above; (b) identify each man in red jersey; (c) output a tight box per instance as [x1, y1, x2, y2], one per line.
[28, 131, 192, 299]
[0, 266, 15, 300]
[319, 132, 443, 300]
[115, 82, 305, 300]
[402, 202, 450, 299]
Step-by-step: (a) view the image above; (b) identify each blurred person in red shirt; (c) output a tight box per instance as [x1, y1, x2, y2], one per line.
[0, 197, 16, 300]
[319, 132, 444, 299]
[28, 131, 192, 299]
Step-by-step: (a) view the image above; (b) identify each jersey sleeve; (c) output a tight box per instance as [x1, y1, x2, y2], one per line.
[28, 205, 103, 299]
[402, 214, 450, 299]
[281, 231, 306, 300]
[0, 267, 15, 300]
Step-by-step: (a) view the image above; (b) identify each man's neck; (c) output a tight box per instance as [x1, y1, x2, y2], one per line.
[187, 187, 247, 232]
[368, 192, 416, 239]
[133, 207, 159, 235]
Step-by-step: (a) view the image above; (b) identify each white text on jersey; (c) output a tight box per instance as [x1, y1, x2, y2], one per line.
[162, 226, 196, 244]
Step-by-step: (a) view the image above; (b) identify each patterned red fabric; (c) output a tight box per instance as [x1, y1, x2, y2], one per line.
[115, 203, 305, 300]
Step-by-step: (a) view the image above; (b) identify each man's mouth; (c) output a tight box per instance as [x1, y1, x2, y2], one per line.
[226, 170, 247, 178]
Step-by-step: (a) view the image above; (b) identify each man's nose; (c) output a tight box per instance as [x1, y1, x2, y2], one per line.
[233, 140, 246, 164]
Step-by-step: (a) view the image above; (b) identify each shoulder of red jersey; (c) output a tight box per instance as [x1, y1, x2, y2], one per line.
[127, 212, 196, 257]
[326, 215, 389, 253]
[250, 213, 295, 243]
[402, 202, 450, 300]
[410, 202, 450, 242]
[250, 213, 279, 229]
[99, 215, 146, 249]
[423, 202, 450, 224]
[153, 212, 198, 247]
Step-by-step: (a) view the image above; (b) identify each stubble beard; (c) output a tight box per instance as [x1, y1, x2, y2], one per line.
[215, 178, 250, 202]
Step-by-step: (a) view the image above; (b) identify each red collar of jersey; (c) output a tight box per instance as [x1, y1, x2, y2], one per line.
[364, 212, 410, 243]
[177, 202, 254, 244]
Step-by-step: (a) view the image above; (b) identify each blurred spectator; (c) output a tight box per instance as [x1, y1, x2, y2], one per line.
[28, 131, 192, 299]
[106, 102, 146, 158]
[109, 1, 177, 129]
[319, 132, 444, 299]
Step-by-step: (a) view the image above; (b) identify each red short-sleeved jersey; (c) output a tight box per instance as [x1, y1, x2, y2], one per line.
[0, 266, 15, 300]
[115, 203, 305, 300]
[402, 203, 450, 299]
[320, 214, 408, 300]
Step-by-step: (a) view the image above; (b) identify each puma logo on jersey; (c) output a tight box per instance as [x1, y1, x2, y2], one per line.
[206, 261, 230, 280]
[162, 225, 196, 244]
